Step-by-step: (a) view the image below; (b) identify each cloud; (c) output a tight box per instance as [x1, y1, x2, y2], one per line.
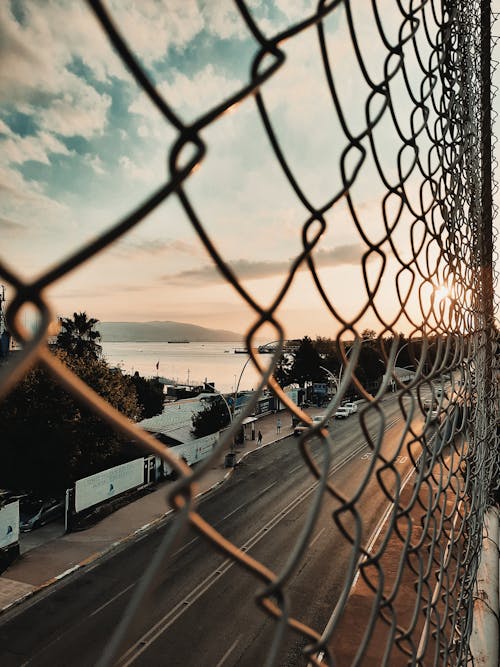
[84, 153, 106, 175]
[0, 131, 72, 166]
[0, 217, 26, 234]
[128, 63, 243, 126]
[162, 243, 367, 285]
[0, 3, 113, 138]
[200, 2, 247, 40]
[0, 119, 13, 135]
[0, 164, 69, 223]
[107, 0, 205, 64]
[34, 86, 112, 139]
[112, 237, 199, 258]
[119, 155, 157, 183]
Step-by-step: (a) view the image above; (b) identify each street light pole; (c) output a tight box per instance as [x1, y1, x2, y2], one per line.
[391, 341, 412, 392]
[320, 365, 340, 395]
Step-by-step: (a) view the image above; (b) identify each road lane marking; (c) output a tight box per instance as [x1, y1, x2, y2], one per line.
[20, 582, 138, 666]
[172, 482, 278, 558]
[117, 482, 320, 666]
[309, 528, 325, 549]
[89, 583, 136, 618]
[217, 482, 278, 526]
[308, 435, 427, 666]
[117, 420, 401, 665]
[215, 635, 242, 667]
[22, 413, 398, 667]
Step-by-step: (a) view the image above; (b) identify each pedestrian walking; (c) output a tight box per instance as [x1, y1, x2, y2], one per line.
[276, 417, 281, 434]
[257, 430, 263, 446]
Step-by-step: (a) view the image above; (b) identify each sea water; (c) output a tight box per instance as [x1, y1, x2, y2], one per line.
[101, 341, 265, 393]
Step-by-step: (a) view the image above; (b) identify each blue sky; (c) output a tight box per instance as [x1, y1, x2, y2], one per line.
[1, 1, 498, 338]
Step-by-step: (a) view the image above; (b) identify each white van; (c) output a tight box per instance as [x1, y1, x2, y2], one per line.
[344, 402, 358, 415]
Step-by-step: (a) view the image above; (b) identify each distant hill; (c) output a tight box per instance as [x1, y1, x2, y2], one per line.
[98, 321, 242, 343]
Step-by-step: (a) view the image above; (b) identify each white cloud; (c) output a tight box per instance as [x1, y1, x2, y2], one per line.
[84, 154, 106, 175]
[107, 0, 205, 64]
[0, 3, 114, 138]
[0, 164, 69, 224]
[273, 0, 316, 22]
[200, 2, 247, 40]
[34, 84, 112, 139]
[0, 131, 72, 166]
[119, 155, 156, 183]
[129, 63, 243, 126]
[0, 119, 13, 135]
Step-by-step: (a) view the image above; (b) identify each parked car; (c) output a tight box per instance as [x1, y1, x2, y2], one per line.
[294, 415, 330, 436]
[429, 409, 441, 422]
[335, 406, 350, 419]
[20, 499, 64, 532]
[423, 398, 438, 410]
[312, 415, 329, 426]
[343, 402, 358, 415]
[294, 421, 309, 436]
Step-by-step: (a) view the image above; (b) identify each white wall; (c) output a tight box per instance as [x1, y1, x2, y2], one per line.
[0, 501, 19, 549]
[75, 459, 144, 513]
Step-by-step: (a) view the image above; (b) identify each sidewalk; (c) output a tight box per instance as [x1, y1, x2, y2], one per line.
[0, 407, 322, 615]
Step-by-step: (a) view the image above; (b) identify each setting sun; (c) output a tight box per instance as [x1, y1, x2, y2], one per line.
[434, 285, 450, 303]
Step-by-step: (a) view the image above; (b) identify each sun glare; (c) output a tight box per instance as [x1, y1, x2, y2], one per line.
[434, 285, 449, 303]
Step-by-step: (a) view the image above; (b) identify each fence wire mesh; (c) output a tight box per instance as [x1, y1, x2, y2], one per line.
[0, 0, 499, 665]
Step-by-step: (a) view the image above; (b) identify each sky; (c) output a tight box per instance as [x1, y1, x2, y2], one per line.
[1, 0, 499, 340]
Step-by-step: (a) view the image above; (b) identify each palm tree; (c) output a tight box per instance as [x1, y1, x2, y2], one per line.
[56, 312, 102, 359]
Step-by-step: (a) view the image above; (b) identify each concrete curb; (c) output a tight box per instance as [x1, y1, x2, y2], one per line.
[0, 432, 291, 618]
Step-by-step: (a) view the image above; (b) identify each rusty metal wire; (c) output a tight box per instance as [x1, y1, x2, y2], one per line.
[1, 0, 498, 665]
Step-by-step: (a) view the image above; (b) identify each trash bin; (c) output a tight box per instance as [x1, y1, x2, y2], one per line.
[224, 452, 236, 468]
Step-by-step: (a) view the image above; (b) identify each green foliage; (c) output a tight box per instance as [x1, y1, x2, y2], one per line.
[130, 372, 164, 418]
[56, 311, 102, 360]
[0, 350, 139, 499]
[191, 398, 231, 438]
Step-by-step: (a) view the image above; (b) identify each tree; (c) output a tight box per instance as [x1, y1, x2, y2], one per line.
[191, 398, 231, 438]
[273, 353, 294, 388]
[361, 329, 377, 344]
[56, 312, 102, 360]
[131, 372, 164, 418]
[288, 336, 324, 387]
[0, 350, 139, 498]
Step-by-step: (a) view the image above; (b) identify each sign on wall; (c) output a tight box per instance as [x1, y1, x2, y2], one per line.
[162, 432, 218, 476]
[0, 501, 19, 549]
[75, 459, 144, 513]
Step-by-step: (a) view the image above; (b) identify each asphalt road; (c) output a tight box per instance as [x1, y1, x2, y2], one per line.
[0, 394, 427, 667]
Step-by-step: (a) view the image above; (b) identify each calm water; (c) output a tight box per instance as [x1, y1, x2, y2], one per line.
[101, 341, 265, 393]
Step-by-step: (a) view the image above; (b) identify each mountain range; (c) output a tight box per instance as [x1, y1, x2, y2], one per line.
[98, 321, 241, 343]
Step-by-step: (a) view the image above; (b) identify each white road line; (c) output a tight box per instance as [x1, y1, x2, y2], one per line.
[309, 528, 326, 549]
[308, 431, 421, 666]
[171, 534, 199, 558]
[217, 482, 278, 526]
[215, 635, 242, 667]
[117, 421, 399, 665]
[89, 583, 136, 618]
[172, 482, 278, 557]
[117, 485, 319, 665]
[21, 583, 137, 666]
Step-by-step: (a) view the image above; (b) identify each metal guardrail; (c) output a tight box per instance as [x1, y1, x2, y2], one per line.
[0, 1, 498, 665]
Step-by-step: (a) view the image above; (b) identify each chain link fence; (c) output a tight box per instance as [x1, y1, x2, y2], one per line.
[1, 0, 498, 665]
